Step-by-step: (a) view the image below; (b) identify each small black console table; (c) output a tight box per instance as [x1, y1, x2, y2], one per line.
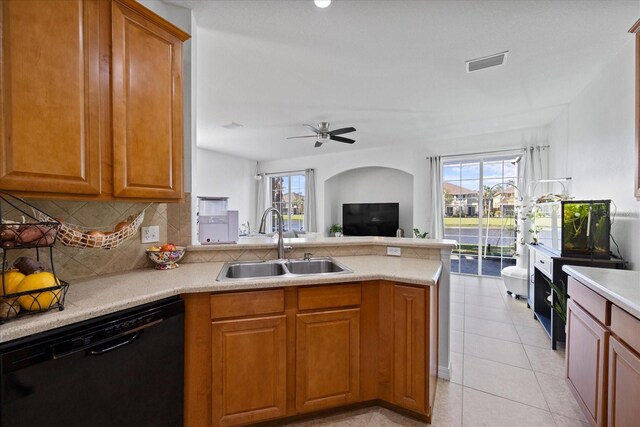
[527, 244, 625, 349]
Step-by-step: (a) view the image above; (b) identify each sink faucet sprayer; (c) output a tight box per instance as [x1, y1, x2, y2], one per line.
[258, 207, 286, 260]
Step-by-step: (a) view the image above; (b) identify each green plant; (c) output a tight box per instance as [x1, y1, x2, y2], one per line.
[544, 277, 567, 324]
[413, 228, 428, 239]
[329, 224, 343, 234]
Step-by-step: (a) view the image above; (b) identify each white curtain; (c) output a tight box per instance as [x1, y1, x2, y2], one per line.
[426, 156, 444, 239]
[255, 175, 267, 233]
[304, 168, 317, 232]
[518, 145, 550, 267]
[521, 146, 550, 200]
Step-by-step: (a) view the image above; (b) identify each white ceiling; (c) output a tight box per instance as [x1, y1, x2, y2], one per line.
[169, 0, 639, 161]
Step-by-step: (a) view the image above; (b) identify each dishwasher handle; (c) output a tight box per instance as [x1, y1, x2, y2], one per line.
[52, 318, 163, 359]
[86, 331, 141, 356]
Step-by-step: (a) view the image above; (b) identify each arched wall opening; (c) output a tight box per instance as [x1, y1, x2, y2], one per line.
[324, 166, 414, 235]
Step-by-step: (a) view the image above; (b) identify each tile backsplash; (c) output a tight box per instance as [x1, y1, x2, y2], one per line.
[1, 194, 192, 282]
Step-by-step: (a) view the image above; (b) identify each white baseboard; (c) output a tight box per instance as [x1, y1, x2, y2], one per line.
[438, 363, 451, 380]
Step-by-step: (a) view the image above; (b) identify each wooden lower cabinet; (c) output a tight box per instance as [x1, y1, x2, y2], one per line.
[393, 285, 426, 413]
[608, 336, 640, 427]
[566, 299, 609, 427]
[296, 308, 360, 413]
[211, 315, 287, 427]
[185, 281, 438, 427]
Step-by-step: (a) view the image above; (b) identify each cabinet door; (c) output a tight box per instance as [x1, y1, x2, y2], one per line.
[211, 316, 287, 427]
[566, 299, 609, 427]
[393, 285, 427, 413]
[0, 0, 102, 194]
[608, 336, 640, 427]
[296, 308, 360, 413]
[111, 0, 187, 199]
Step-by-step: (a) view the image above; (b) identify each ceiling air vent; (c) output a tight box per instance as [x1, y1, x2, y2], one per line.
[222, 122, 243, 129]
[466, 51, 509, 73]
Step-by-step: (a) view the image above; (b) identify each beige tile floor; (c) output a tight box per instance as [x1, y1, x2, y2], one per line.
[282, 275, 588, 427]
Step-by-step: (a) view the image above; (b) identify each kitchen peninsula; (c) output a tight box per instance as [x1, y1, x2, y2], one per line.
[0, 236, 455, 426]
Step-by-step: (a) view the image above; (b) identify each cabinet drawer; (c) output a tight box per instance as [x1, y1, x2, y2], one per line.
[611, 305, 640, 351]
[534, 251, 553, 278]
[210, 289, 285, 320]
[568, 277, 610, 326]
[298, 284, 361, 310]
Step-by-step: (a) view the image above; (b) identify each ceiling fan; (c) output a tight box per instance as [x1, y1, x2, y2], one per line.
[287, 122, 356, 148]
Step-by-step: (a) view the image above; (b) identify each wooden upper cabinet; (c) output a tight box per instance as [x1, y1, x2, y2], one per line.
[0, 0, 189, 201]
[111, 0, 189, 199]
[631, 20, 640, 198]
[0, 0, 102, 194]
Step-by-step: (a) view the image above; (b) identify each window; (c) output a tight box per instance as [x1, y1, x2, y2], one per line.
[268, 173, 305, 232]
[443, 155, 520, 276]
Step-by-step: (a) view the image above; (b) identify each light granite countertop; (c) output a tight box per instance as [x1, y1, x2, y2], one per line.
[563, 265, 640, 319]
[189, 235, 457, 251]
[0, 255, 443, 344]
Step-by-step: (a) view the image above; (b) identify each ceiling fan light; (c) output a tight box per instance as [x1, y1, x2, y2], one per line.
[314, 0, 331, 9]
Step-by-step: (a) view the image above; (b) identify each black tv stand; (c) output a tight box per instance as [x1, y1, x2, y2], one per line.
[527, 244, 625, 350]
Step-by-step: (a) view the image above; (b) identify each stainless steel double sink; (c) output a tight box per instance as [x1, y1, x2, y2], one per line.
[216, 257, 353, 281]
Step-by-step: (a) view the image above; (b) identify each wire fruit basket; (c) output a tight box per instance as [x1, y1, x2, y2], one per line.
[0, 192, 69, 323]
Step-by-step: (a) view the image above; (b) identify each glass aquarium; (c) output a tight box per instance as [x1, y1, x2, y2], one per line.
[561, 200, 610, 258]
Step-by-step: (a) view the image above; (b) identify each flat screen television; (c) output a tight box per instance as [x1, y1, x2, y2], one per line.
[342, 203, 399, 237]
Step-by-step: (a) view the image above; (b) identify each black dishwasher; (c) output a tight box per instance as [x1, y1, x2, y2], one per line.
[0, 297, 184, 427]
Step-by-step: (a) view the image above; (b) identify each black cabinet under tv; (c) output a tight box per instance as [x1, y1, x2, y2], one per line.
[342, 203, 399, 237]
[527, 244, 625, 350]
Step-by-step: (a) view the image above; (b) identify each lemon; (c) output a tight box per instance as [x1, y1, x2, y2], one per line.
[17, 271, 62, 311]
[1, 269, 26, 295]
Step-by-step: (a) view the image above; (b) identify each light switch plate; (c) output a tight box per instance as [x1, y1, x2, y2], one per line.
[141, 225, 160, 243]
[387, 246, 401, 257]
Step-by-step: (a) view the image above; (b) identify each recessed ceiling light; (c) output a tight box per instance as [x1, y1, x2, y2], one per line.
[314, 0, 331, 9]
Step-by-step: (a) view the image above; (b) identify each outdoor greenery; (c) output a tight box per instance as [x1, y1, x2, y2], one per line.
[444, 217, 516, 226]
[453, 243, 516, 257]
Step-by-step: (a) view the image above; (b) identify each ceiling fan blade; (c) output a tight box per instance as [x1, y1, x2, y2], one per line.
[314, 141, 323, 148]
[330, 135, 355, 144]
[303, 124, 320, 134]
[329, 127, 356, 136]
[286, 135, 317, 139]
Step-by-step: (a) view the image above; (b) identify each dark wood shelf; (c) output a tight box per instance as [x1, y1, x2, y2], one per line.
[528, 244, 625, 350]
[534, 312, 552, 338]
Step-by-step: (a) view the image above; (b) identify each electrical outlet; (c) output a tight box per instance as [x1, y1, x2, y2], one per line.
[141, 226, 160, 244]
[387, 246, 401, 257]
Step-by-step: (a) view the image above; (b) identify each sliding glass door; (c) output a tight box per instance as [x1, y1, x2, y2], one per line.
[443, 155, 519, 276]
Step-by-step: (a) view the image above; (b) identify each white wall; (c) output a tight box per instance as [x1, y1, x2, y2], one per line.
[325, 167, 413, 234]
[196, 148, 257, 231]
[548, 40, 640, 270]
[259, 127, 547, 234]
